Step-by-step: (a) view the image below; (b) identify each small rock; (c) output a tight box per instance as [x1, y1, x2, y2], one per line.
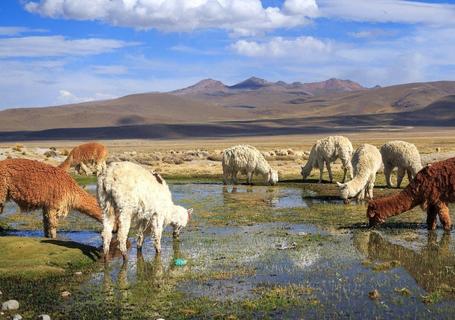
[37, 315, 51, 320]
[74, 271, 83, 276]
[2, 300, 19, 311]
[12, 314, 23, 320]
[61, 291, 71, 298]
[368, 289, 380, 300]
[156, 318, 165, 320]
[0, 290, 2, 295]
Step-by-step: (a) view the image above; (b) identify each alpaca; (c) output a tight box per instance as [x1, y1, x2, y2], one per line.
[367, 157, 455, 231]
[336, 144, 382, 203]
[222, 145, 278, 185]
[301, 136, 353, 183]
[97, 161, 192, 261]
[380, 140, 422, 188]
[0, 158, 102, 238]
[59, 142, 108, 175]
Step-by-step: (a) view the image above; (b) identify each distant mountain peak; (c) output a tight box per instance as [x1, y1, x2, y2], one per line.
[172, 78, 227, 95]
[229, 76, 272, 90]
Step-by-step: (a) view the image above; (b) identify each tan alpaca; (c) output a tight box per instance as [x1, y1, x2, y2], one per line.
[59, 142, 108, 175]
[0, 158, 103, 238]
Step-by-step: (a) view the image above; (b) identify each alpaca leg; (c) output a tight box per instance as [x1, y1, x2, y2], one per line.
[406, 169, 413, 182]
[136, 221, 147, 252]
[436, 202, 452, 231]
[426, 204, 438, 230]
[247, 171, 253, 185]
[318, 160, 324, 183]
[384, 164, 393, 188]
[396, 167, 405, 188]
[102, 212, 116, 261]
[0, 177, 6, 213]
[232, 171, 238, 185]
[117, 212, 132, 261]
[151, 216, 163, 254]
[42, 209, 58, 239]
[367, 174, 376, 199]
[223, 170, 229, 185]
[340, 158, 348, 182]
[326, 162, 333, 183]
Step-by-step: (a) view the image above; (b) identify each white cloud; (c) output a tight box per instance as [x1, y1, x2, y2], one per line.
[24, 0, 318, 36]
[0, 36, 138, 58]
[57, 89, 116, 104]
[232, 36, 332, 59]
[348, 29, 398, 39]
[318, 0, 455, 26]
[0, 26, 48, 36]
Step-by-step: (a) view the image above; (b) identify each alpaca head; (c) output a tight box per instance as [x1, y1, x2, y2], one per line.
[366, 200, 385, 227]
[336, 182, 351, 204]
[268, 169, 279, 185]
[171, 205, 193, 239]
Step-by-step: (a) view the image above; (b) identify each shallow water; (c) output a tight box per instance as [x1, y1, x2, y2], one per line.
[1, 182, 454, 319]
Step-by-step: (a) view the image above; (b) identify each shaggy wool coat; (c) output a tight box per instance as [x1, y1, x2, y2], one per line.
[368, 157, 455, 231]
[0, 158, 102, 238]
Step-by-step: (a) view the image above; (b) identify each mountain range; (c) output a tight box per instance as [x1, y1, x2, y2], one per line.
[0, 77, 454, 140]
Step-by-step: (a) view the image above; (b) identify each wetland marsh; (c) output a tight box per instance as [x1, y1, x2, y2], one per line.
[1, 180, 454, 319]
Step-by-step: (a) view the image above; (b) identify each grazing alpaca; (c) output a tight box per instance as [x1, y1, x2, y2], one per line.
[222, 145, 278, 185]
[98, 161, 192, 261]
[337, 144, 382, 203]
[0, 158, 102, 238]
[59, 142, 108, 175]
[380, 140, 422, 188]
[367, 157, 455, 231]
[301, 136, 353, 183]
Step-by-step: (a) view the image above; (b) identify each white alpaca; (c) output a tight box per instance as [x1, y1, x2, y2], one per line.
[97, 161, 192, 261]
[222, 145, 278, 185]
[301, 136, 353, 183]
[336, 144, 382, 203]
[380, 140, 422, 188]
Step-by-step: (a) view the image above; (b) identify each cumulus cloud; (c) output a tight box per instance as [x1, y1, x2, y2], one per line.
[24, 0, 318, 35]
[0, 36, 137, 58]
[232, 36, 332, 59]
[318, 0, 455, 26]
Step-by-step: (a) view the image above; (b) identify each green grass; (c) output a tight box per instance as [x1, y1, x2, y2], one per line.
[0, 236, 100, 278]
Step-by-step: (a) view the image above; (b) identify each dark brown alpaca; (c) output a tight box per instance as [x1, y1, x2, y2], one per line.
[0, 158, 102, 238]
[367, 157, 455, 231]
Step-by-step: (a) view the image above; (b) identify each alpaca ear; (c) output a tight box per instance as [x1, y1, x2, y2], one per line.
[336, 182, 346, 188]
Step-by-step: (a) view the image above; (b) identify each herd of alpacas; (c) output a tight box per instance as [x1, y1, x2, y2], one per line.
[0, 137, 453, 264]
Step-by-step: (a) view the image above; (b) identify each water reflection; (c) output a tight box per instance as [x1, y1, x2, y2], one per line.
[355, 231, 455, 297]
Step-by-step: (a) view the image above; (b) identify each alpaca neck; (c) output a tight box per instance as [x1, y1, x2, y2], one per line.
[373, 188, 418, 219]
[345, 170, 370, 197]
[58, 154, 73, 171]
[73, 189, 103, 223]
[302, 149, 316, 176]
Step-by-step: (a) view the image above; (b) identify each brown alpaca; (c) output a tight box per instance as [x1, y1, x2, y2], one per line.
[59, 142, 108, 175]
[0, 158, 102, 238]
[367, 157, 455, 231]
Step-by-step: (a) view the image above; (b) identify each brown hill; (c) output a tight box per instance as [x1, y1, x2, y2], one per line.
[0, 79, 454, 138]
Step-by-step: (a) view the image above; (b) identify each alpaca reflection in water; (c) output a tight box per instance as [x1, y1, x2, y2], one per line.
[102, 239, 185, 317]
[354, 231, 455, 296]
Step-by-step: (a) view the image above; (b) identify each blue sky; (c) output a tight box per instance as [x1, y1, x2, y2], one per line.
[1, 0, 455, 108]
